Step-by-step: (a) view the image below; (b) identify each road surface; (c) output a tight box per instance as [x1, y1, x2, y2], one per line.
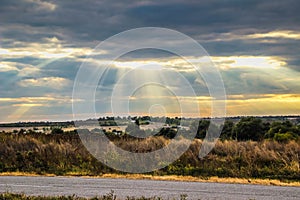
[0, 176, 299, 199]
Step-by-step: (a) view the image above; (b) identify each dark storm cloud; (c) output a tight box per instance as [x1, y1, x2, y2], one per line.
[202, 38, 300, 56]
[1, 0, 299, 43]
[1, 0, 300, 73]
[126, 0, 300, 33]
[1, 0, 300, 55]
[0, 0, 136, 44]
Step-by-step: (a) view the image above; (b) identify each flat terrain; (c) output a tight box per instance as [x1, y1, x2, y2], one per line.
[0, 176, 299, 200]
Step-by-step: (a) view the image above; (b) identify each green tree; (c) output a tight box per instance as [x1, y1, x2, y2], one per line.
[220, 120, 234, 140]
[233, 117, 264, 141]
[265, 120, 299, 140]
[189, 120, 210, 139]
[51, 128, 64, 134]
[157, 127, 177, 139]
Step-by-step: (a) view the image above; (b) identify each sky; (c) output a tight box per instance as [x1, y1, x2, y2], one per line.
[1, 0, 300, 122]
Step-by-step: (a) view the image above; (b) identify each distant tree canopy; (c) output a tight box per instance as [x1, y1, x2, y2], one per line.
[156, 127, 177, 139]
[232, 117, 265, 141]
[188, 117, 299, 142]
[51, 128, 64, 135]
[220, 120, 234, 140]
[2, 116, 299, 142]
[189, 120, 210, 139]
[265, 120, 299, 142]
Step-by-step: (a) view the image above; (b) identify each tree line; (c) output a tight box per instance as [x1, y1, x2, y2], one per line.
[121, 117, 300, 142]
[191, 117, 300, 142]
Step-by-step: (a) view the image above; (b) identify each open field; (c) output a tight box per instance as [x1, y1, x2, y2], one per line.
[0, 131, 299, 182]
[1, 117, 299, 190]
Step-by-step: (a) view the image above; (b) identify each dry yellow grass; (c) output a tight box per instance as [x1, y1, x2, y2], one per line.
[99, 173, 300, 187]
[0, 172, 56, 177]
[2, 172, 298, 187]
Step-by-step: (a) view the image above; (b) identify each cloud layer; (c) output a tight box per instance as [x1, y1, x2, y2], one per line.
[1, 0, 300, 122]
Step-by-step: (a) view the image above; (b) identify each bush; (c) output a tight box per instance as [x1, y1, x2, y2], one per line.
[274, 132, 297, 142]
[51, 128, 64, 134]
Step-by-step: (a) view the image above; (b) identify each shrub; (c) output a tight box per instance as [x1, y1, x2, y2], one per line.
[274, 132, 297, 142]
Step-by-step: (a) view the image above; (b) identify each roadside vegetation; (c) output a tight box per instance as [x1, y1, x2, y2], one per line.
[0, 191, 185, 200]
[0, 192, 261, 200]
[0, 117, 299, 182]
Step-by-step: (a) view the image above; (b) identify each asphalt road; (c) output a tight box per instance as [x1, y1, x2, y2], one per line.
[0, 176, 299, 199]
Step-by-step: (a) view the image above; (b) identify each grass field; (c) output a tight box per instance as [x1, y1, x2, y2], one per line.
[0, 131, 299, 185]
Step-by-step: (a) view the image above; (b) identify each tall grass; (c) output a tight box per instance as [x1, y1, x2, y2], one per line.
[0, 132, 299, 180]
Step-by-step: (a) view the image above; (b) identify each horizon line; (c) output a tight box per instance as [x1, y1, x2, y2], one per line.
[1, 114, 300, 125]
